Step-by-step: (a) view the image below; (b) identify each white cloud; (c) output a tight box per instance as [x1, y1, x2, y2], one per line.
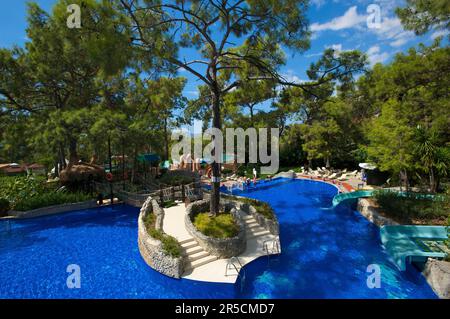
[185, 90, 199, 97]
[311, 5, 415, 48]
[373, 16, 415, 47]
[311, 6, 366, 32]
[431, 29, 449, 40]
[281, 70, 305, 84]
[326, 43, 343, 52]
[367, 45, 389, 65]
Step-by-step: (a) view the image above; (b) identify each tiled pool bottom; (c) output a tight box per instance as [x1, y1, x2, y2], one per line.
[0, 179, 437, 298]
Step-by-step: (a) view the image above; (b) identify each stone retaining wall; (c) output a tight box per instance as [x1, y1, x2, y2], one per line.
[243, 204, 279, 235]
[220, 193, 280, 236]
[138, 197, 184, 278]
[185, 199, 246, 258]
[9, 200, 98, 219]
[423, 258, 450, 299]
[357, 198, 398, 227]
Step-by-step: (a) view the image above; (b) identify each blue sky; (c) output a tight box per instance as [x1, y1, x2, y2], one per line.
[0, 0, 447, 130]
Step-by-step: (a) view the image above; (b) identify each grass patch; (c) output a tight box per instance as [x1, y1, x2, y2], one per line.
[143, 212, 181, 258]
[193, 212, 239, 239]
[373, 190, 449, 225]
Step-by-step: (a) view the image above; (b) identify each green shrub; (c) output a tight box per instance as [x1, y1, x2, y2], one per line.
[14, 192, 93, 211]
[158, 172, 194, 186]
[193, 212, 239, 238]
[240, 198, 275, 220]
[143, 212, 181, 258]
[0, 198, 10, 215]
[373, 190, 449, 224]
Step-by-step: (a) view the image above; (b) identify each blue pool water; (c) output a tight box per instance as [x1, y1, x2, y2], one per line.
[0, 178, 437, 298]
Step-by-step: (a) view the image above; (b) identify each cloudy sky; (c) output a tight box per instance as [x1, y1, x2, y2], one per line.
[0, 0, 446, 104]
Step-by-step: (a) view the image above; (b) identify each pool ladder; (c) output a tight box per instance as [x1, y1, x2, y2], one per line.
[226, 256, 246, 292]
[263, 239, 281, 266]
[263, 238, 281, 255]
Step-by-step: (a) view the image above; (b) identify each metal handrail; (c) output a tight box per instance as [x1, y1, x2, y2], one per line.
[225, 256, 244, 277]
[263, 239, 281, 255]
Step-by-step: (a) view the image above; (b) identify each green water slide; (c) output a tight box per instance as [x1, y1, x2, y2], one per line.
[332, 190, 374, 206]
[332, 189, 442, 207]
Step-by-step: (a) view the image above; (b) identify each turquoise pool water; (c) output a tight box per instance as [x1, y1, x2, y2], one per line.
[0, 178, 437, 298]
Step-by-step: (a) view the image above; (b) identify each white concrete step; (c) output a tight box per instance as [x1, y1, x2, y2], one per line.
[247, 226, 266, 234]
[246, 222, 261, 230]
[185, 255, 218, 270]
[183, 246, 203, 256]
[247, 229, 271, 239]
[180, 238, 198, 249]
[242, 215, 254, 221]
[187, 251, 210, 262]
[179, 237, 195, 245]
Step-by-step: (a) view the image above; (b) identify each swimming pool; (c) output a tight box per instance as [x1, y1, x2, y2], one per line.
[0, 178, 437, 298]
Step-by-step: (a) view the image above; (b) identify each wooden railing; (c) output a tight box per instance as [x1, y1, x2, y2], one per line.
[94, 181, 203, 207]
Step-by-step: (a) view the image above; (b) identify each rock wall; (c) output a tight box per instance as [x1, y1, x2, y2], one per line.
[245, 204, 279, 235]
[185, 199, 246, 258]
[220, 193, 280, 235]
[138, 197, 184, 278]
[423, 258, 450, 299]
[357, 198, 398, 227]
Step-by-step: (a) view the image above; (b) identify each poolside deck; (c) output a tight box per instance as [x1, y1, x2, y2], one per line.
[162, 204, 280, 284]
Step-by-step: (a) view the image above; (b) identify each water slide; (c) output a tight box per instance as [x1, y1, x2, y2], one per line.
[332, 189, 442, 207]
[332, 190, 374, 206]
[380, 225, 449, 271]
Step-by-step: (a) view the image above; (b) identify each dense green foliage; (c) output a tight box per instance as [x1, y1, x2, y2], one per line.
[396, 0, 450, 35]
[194, 213, 239, 239]
[373, 190, 449, 224]
[14, 192, 93, 212]
[143, 211, 181, 258]
[158, 173, 195, 187]
[0, 175, 92, 211]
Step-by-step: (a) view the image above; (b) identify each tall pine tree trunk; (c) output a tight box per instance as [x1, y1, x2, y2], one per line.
[68, 138, 79, 168]
[164, 117, 169, 161]
[210, 89, 221, 216]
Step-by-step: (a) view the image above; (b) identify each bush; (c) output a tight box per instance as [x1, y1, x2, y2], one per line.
[194, 212, 239, 238]
[239, 198, 275, 220]
[373, 190, 449, 224]
[0, 198, 10, 215]
[14, 192, 93, 211]
[158, 171, 194, 186]
[143, 212, 181, 258]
